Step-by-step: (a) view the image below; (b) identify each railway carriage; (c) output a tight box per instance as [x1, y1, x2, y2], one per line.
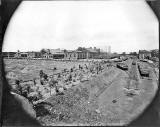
[117, 63, 128, 70]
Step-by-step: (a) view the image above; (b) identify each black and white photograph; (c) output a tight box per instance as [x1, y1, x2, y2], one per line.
[0, 0, 159, 126]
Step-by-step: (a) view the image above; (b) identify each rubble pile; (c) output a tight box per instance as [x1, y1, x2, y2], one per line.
[5, 60, 109, 125]
[3, 57, 159, 126]
[8, 61, 107, 104]
[36, 87, 104, 126]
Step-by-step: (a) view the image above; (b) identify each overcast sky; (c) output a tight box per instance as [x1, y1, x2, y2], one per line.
[2, 0, 159, 53]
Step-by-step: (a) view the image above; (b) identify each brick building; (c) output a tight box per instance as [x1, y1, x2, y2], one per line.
[50, 49, 65, 59]
[64, 50, 86, 60]
[64, 47, 101, 60]
[2, 52, 16, 58]
[138, 50, 151, 59]
[14, 51, 42, 59]
[85, 47, 100, 59]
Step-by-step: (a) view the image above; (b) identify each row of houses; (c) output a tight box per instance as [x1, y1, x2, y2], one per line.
[138, 50, 159, 62]
[2, 49, 158, 60]
[2, 50, 64, 59]
[1, 47, 104, 60]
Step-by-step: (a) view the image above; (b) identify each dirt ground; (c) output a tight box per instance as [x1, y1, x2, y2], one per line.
[3, 59, 90, 81]
[3, 58, 159, 126]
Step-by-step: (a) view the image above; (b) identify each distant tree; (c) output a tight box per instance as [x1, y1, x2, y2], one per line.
[122, 52, 125, 55]
[46, 49, 50, 54]
[77, 47, 83, 51]
[77, 47, 87, 51]
[40, 49, 47, 54]
[63, 49, 67, 53]
[151, 49, 159, 57]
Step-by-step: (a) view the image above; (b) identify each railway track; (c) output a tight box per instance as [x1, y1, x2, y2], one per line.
[120, 59, 141, 90]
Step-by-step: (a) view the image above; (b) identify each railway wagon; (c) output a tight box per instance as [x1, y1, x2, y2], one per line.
[138, 64, 150, 77]
[117, 63, 128, 70]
